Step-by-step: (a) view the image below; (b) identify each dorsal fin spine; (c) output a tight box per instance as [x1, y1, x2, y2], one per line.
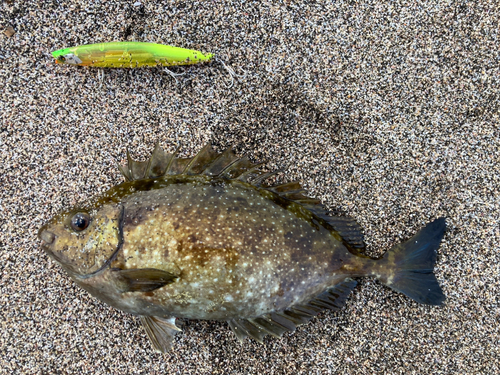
[235, 162, 265, 181]
[209, 148, 240, 176]
[144, 142, 160, 179]
[118, 164, 131, 181]
[165, 145, 180, 175]
[252, 170, 281, 186]
[126, 148, 134, 180]
[183, 144, 210, 174]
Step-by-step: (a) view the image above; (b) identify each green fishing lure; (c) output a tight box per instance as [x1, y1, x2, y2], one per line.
[52, 42, 213, 68]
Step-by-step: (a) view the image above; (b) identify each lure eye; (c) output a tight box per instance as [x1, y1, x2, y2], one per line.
[70, 212, 91, 231]
[57, 55, 66, 62]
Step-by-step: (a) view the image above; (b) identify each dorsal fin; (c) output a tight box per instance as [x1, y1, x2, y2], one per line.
[183, 144, 220, 175]
[269, 182, 366, 251]
[118, 143, 177, 181]
[118, 144, 264, 181]
[314, 214, 366, 250]
[118, 143, 366, 251]
[146, 142, 174, 178]
[202, 147, 240, 176]
[228, 278, 357, 342]
[219, 156, 258, 179]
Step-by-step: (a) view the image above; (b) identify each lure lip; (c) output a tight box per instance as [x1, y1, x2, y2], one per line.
[51, 47, 71, 64]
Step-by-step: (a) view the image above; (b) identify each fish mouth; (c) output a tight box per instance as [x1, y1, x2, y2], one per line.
[38, 229, 55, 244]
[38, 228, 70, 269]
[38, 225, 57, 254]
[37, 225, 81, 276]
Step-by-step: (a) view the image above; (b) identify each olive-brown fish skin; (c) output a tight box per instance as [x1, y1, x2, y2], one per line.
[39, 144, 446, 351]
[41, 176, 371, 320]
[110, 179, 370, 320]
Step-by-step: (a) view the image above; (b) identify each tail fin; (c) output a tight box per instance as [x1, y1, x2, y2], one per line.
[378, 218, 446, 305]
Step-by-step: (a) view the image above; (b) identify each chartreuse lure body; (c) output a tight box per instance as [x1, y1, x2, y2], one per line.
[38, 144, 446, 352]
[52, 42, 213, 68]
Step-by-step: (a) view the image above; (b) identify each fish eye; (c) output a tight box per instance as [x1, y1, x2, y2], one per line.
[70, 212, 91, 231]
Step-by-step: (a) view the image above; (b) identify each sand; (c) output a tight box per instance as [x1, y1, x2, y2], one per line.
[1, 1, 499, 374]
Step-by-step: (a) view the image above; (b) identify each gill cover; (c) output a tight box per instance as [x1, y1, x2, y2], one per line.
[39, 203, 123, 277]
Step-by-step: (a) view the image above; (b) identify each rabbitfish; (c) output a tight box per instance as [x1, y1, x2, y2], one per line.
[38, 144, 446, 352]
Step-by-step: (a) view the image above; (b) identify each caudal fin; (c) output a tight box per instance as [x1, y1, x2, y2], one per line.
[378, 218, 446, 305]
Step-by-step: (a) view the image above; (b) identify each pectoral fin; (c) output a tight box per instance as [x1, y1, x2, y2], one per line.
[111, 268, 178, 293]
[140, 316, 182, 352]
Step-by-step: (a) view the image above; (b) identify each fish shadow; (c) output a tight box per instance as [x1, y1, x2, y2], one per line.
[214, 77, 341, 153]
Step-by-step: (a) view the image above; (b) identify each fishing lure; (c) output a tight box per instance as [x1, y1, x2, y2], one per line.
[51, 42, 213, 68]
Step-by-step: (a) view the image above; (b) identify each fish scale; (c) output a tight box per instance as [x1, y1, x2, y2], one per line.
[38, 143, 446, 352]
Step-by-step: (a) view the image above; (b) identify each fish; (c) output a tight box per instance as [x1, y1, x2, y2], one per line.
[51, 42, 213, 68]
[38, 143, 446, 352]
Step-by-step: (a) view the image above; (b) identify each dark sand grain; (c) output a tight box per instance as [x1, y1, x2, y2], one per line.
[1, 1, 499, 374]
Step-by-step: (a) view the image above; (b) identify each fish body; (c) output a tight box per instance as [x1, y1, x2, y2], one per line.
[51, 42, 213, 68]
[39, 144, 446, 351]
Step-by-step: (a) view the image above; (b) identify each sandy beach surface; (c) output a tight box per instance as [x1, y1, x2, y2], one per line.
[1, 1, 499, 374]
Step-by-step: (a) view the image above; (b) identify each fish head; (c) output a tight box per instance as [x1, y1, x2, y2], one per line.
[38, 203, 123, 277]
[52, 48, 83, 65]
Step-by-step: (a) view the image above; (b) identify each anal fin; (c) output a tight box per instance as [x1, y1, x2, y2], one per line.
[308, 278, 357, 310]
[228, 319, 267, 343]
[140, 316, 181, 352]
[228, 278, 357, 343]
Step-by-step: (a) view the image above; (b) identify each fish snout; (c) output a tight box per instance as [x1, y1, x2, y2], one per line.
[38, 226, 56, 246]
